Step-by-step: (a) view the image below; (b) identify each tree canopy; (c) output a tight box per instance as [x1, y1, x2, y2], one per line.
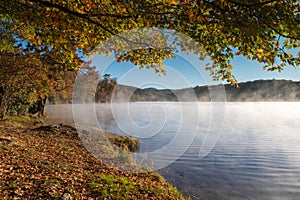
[0, 0, 299, 116]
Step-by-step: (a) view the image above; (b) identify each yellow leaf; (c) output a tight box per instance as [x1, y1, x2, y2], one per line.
[257, 49, 263, 53]
[197, 15, 204, 22]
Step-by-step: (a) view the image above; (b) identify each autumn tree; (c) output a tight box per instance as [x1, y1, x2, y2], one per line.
[73, 62, 100, 103]
[2, 0, 299, 83]
[48, 71, 77, 104]
[95, 74, 117, 103]
[0, 47, 79, 117]
[0, 36, 82, 117]
[0, 0, 299, 116]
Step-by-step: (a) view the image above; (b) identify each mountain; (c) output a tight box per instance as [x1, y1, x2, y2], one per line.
[223, 79, 300, 101]
[113, 80, 300, 102]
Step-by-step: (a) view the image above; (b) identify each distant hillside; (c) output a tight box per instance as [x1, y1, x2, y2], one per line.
[113, 80, 300, 102]
[223, 80, 300, 101]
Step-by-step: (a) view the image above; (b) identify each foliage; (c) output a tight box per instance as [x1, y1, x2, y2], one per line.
[48, 71, 77, 104]
[72, 62, 100, 103]
[0, 51, 49, 117]
[1, 0, 299, 86]
[95, 73, 117, 103]
[0, 0, 299, 116]
[0, 49, 88, 117]
[49, 71, 118, 104]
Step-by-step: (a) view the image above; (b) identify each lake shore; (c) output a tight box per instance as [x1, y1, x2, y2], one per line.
[0, 116, 187, 199]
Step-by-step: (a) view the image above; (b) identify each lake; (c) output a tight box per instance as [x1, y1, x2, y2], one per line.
[46, 102, 300, 200]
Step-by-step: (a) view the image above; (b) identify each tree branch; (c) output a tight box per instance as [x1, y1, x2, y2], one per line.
[26, 0, 176, 53]
[255, 15, 300, 40]
[200, 0, 231, 13]
[227, 0, 277, 7]
[28, 0, 116, 36]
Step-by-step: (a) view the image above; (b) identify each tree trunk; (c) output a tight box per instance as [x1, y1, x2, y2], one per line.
[29, 95, 48, 117]
[36, 95, 47, 116]
[40, 95, 47, 116]
[0, 88, 9, 119]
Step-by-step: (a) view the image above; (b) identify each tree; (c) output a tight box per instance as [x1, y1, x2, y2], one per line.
[95, 74, 117, 103]
[0, 0, 299, 117]
[0, 52, 42, 117]
[1, 0, 299, 85]
[72, 62, 100, 103]
[0, 40, 82, 117]
[48, 71, 78, 104]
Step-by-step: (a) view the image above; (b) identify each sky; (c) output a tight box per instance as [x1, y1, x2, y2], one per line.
[91, 51, 300, 89]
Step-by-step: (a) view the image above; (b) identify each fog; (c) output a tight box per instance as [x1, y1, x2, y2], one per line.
[110, 80, 300, 102]
[46, 102, 300, 148]
[46, 102, 300, 167]
[46, 102, 300, 199]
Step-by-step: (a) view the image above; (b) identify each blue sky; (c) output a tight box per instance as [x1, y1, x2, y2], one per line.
[91, 52, 300, 89]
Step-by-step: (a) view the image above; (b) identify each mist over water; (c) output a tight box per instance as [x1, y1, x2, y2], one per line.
[46, 102, 300, 199]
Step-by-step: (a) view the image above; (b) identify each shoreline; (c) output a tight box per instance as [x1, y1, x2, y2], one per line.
[0, 116, 188, 199]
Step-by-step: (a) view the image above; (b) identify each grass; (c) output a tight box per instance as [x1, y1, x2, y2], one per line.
[87, 173, 186, 200]
[88, 174, 137, 199]
[0, 115, 44, 128]
[109, 135, 141, 152]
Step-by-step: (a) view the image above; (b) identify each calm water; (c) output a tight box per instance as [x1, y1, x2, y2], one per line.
[46, 102, 300, 200]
